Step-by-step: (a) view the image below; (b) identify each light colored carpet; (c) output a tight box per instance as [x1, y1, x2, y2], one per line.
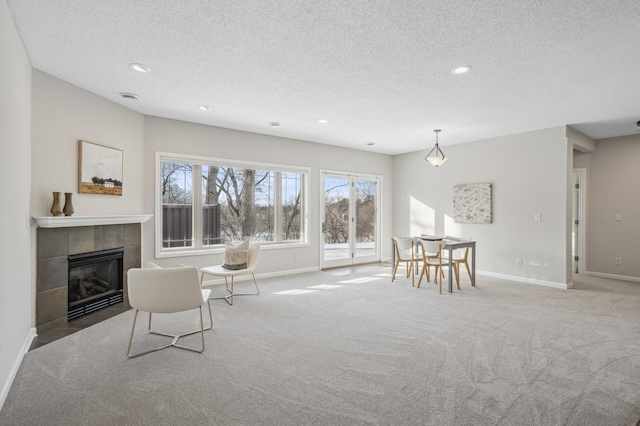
[2, 264, 640, 425]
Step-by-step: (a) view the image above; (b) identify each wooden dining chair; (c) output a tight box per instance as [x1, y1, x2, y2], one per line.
[444, 236, 472, 287]
[417, 240, 447, 294]
[392, 237, 416, 286]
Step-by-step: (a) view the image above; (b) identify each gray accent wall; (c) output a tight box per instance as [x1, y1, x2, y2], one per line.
[142, 116, 394, 273]
[0, 0, 33, 409]
[574, 134, 640, 280]
[30, 70, 144, 217]
[393, 127, 572, 287]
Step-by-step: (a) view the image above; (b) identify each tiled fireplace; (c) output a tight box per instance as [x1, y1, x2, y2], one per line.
[35, 217, 149, 334]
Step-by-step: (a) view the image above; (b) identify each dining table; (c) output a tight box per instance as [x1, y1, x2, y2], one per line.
[391, 236, 477, 293]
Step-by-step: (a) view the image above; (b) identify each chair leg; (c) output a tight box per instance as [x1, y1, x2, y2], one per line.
[127, 301, 214, 358]
[252, 272, 259, 294]
[464, 261, 472, 281]
[411, 261, 415, 287]
[391, 260, 400, 282]
[454, 263, 461, 290]
[417, 264, 426, 288]
[438, 266, 442, 294]
[230, 273, 260, 297]
[405, 261, 411, 278]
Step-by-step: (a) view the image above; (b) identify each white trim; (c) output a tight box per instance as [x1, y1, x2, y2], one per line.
[319, 170, 382, 269]
[0, 328, 36, 411]
[200, 266, 320, 287]
[477, 270, 572, 289]
[156, 152, 310, 258]
[584, 271, 640, 283]
[33, 215, 151, 228]
[573, 168, 587, 274]
[157, 151, 310, 174]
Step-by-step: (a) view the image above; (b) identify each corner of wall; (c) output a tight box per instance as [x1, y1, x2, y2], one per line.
[0, 328, 36, 412]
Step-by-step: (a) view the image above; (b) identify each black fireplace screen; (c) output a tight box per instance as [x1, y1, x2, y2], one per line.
[68, 248, 123, 321]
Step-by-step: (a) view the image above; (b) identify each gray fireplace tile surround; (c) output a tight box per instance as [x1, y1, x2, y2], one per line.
[36, 223, 141, 334]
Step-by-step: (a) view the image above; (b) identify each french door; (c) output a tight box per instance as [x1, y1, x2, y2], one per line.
[320, 171, 381, 268]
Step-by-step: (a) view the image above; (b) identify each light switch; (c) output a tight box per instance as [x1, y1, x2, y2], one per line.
[616, 214, 622, 221]
[534, 213, 541, 222]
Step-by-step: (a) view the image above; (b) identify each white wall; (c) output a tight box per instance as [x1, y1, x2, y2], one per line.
[0, 0, 33, 410]
[574, 134, 640, 280]
[31, 70, 144, 217]
[393, 126, 571, 287]
[142, 116, 394, 274]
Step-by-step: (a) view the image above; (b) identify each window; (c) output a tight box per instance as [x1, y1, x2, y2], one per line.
[157, 153, 307, 257]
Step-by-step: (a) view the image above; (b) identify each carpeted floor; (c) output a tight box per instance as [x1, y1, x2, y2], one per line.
[2, 264, 640, 425]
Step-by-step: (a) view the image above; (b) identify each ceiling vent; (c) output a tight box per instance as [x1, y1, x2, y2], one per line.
[119, 92, 138, 100]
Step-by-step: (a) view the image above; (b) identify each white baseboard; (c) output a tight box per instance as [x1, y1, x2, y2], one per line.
[477, 270, 571, 290]
[0, 327, 37, 412]
[584, 271, 640, 283]
[201, 266, 321, 287]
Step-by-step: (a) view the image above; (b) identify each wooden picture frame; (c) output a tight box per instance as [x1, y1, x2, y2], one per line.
[78, 140, 123, 195]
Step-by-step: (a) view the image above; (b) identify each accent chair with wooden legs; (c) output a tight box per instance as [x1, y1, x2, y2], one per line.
[392, 237, 417, 286]
[444, 236, 472, 288]
[417, 240, 448, 294]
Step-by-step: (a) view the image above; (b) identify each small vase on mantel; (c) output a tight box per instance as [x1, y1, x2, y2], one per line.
[63, 192, 74, 216]
[50, 192, 63, 216]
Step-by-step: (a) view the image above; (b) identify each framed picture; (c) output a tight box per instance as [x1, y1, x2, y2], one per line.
[78, 140, 123, 195]
[453, 183, 492, 223]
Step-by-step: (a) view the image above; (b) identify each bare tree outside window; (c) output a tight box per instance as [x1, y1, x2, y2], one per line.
[162, 159, 304, 250]
[323, 179, 350, 244]
[356, 180, 376, 243]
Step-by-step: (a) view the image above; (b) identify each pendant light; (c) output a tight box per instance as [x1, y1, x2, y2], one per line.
[425, 129, 447, 167]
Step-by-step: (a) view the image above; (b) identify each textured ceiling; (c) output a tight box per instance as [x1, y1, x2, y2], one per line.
[7, 0, 640, 154]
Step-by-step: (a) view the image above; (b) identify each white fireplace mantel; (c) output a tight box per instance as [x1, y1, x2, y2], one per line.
[33, 215, 152, 228]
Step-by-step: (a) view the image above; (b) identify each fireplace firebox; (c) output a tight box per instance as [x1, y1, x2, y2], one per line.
[68, 248, 124, 321]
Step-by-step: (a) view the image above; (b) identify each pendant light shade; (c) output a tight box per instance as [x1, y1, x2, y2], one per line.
[425, 129, 447, 167]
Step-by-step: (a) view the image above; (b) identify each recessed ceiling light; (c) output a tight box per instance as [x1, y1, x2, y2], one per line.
[269, 122, 281, 127]
[119, 92, 138, 100]
[317, 119, 330, 124]
[366, 142, 376, 146]
[129, 63, 151, 73]
[197, 105, 212, 111]
[451, 65, 472, 75]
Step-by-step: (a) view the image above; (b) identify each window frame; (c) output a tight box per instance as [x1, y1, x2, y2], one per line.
[155, 152, 309, 258]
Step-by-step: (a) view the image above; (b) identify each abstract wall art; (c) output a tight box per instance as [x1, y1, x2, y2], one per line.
[453, 183, 492, 224]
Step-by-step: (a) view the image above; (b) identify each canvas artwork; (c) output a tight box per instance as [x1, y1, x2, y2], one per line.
[453, 183, 492, 224]
[78, 140, 123, 195]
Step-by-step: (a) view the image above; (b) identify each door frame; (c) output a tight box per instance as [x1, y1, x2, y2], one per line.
[573, 168, 586, 274]
[319, 169, 382, 269]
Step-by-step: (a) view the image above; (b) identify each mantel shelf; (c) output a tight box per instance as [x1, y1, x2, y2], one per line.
[33, 215, 152, 228]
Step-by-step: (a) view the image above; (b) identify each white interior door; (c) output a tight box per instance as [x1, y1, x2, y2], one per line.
[321, 172, 380, 268]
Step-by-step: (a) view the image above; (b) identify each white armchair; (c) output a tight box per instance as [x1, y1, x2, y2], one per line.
[126, 266, 213, 358]
[200, 242, 261, 305]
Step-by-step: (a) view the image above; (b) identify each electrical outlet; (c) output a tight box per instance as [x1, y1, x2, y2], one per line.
[294, 252, 300, 260]
[616, 214, 622, 221]
[516, 258, 522, 266]
[615, 257, 622, 265]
